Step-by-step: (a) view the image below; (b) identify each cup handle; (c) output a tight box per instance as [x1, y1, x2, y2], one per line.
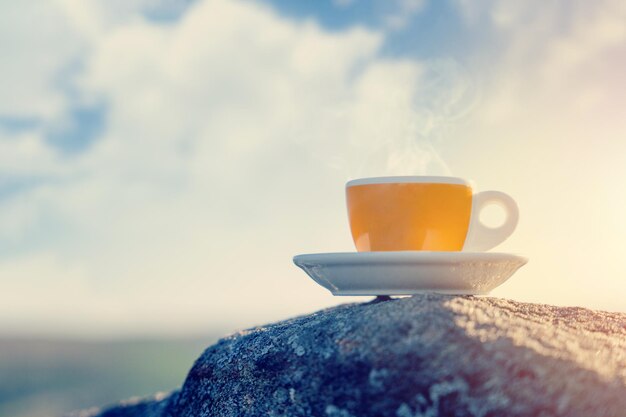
[463, 191, 519, 252]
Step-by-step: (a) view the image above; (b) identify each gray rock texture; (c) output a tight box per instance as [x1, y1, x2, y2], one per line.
[76, 295, 626, 417]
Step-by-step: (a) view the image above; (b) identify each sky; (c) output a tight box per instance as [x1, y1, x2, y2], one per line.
[1, 0, 625, 338]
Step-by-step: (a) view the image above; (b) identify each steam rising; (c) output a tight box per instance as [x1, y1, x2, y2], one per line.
[340, 59, 478, 178]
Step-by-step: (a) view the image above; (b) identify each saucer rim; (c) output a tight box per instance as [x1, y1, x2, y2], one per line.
[293, 251, 528, 266]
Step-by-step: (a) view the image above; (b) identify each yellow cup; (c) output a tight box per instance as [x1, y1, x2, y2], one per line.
[346, 176, 518, 252]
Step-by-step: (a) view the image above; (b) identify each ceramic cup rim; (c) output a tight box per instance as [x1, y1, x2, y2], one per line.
[346, 176, 470, 188]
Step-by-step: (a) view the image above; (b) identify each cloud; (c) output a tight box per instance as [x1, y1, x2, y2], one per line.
[2, 0, 624, 335]
[0, 2, 82, 121]
[0, 0, 464, 335]
[382, 0, 426, 30]
[455, 0, 626, 125]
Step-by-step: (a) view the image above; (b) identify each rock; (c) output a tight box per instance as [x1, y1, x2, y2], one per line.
[75, 295, 626, 417]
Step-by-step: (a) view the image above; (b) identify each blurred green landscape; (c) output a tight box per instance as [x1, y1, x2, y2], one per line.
[0, 335, 218, 417]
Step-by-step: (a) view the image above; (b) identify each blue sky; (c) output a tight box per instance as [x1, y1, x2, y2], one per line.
[263, 0, 483, 59]
[0, 0, 625, 337]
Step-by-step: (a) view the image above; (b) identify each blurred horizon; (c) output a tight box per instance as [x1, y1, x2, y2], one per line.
[0, 335, 217, 417]
[1, 0, 625, 341]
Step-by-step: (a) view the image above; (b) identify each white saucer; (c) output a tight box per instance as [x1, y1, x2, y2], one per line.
[293, 251, 527, 296]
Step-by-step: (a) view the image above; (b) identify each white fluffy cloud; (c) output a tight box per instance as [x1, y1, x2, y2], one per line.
[0, 2, 80, 121]
[0, 0, 462, 335]
[1, 0, 625, 336]
[456, 0, 626, 125]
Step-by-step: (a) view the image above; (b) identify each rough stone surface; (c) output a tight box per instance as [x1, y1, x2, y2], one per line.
[75, 295, 626, 417]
